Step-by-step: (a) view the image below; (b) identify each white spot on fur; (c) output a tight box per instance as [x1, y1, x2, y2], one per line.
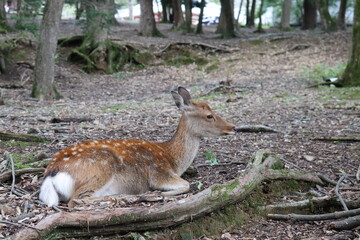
[72, 152, 77, 155]
[54, 152, 60, 156]
[93, 140, 99, 144]
[106, 140, 111, 143]
[102, 145, 108, 148]
[90, 141, 96, 145]
[78, 148, 84, 152]
[63, 157, 70, 161]
[71, 147, 77, 151]
[88, 158, 96, 163]
[64, 152, 69, 156]
[114, 143, 120, 147]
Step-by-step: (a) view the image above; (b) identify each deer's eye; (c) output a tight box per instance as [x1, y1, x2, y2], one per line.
[207, 115, 214, 119]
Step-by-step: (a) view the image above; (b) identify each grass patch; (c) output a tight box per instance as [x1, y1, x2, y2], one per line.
[100, 104, 129, 112]
[319, 87, 360, 101]
[11, 153, 37, 169]
[3, 141, 38, 148]
[163, 48, 209, 67]
[301, 63, 346, 84]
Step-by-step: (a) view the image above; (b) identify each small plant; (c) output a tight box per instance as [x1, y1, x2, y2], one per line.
[301, 63, 346, 83]
[205, 149, 218, 166]
[197, 182, 203, 190]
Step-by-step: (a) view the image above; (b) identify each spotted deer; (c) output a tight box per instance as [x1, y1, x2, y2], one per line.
[39, 87, 236, 207]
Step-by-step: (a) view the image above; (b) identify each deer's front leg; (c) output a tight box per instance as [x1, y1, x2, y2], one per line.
[151, 173, 190, 196]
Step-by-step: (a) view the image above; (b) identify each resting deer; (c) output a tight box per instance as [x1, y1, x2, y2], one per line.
[39, 87, 236, 207]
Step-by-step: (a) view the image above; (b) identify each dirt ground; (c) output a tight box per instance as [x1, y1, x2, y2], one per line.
[0, 22, 359, 239]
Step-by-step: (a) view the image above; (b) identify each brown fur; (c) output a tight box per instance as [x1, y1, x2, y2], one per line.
[42, 89, 235, 205]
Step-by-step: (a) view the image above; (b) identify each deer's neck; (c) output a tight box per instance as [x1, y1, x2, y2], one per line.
[162, 113, 201, 176]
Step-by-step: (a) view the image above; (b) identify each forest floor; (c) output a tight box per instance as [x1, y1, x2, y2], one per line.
[0, 22, 360, 239]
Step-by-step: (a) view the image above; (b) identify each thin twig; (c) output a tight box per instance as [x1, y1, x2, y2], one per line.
[357, 164, 360, 182]
[336, 174, 349, 211]
[0, 219, 40, 230]
[7, 153, 16, 194]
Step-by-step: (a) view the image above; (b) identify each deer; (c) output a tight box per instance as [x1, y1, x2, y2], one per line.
[39, 87, 236, 207]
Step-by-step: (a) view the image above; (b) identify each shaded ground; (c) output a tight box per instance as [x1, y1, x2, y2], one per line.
[0, 22, 359, 239]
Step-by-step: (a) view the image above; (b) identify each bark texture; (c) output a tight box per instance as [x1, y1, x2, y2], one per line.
[280, 0, 292, 29]
[303, 0, 317, 29]
[317, 0, 336, 31]
[337, 0, 347, 30]
[339, 0, 360, 86]
[217, 0, 236, 38]
[12, 150, 281, 240]
[171, 0, 184, 28]
[139, 0, 162, 36]
[31, 0, 64, 100]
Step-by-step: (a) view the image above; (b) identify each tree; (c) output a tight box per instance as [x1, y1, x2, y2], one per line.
[172, 0, 184, 28]
[337, 0, 347, 30]
[280, 0, 292, 29]
[248, 0, 256, 27]
[195, 0, 206, 34]
[0, 0, 10, 32]
[139, 0, 162, 36]
[256, 0, 265, 32]
[338, 0, 360, 87]
[183, 0, 192, 33]
[302, 0, 317, 29]
[217, 0, 236, 38]
[31, 0, 65, 100]
[317, 0, 336, 31]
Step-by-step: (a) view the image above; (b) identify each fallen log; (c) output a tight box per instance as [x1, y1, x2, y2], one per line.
[0, 131, 47, 142]
[330, 214, 360, 230]
[12, 150, 281, 240]
[268, 208, 360, 221]
[235, 125, 280, 133]
[0, 168, 44, 183]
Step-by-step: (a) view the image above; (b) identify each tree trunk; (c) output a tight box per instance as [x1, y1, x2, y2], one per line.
[236, 0, 244, 28]
[75, 0, 84, 20]
[160, 0, 169, 22]
[280, 0, 292, 29]
[12, 151, 281, 240]
[302, 0, 317, 29]
[246, 0, 250, 26]
[317, 0, 336, 31]
[339, 0, 360, 87]
[256, 0, 265, 32]
[139, 0, 162, 36]
[184, 0, 192, 32]
[195, 0, 205, 34]
[0, 0, 10, 32]
[248, 0, 256, 27]
[217, 0, 236, 38]
[337, 0, 347, 30]
[31, 0, 64, 100]
[172, 0, 184, 28]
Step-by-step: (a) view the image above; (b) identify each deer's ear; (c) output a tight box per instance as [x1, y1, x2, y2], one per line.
[171, 87, 192, 110]
[177, 87, 191, 105]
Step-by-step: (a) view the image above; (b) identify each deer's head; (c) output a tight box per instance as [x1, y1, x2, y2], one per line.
[171, 87, 236, 138]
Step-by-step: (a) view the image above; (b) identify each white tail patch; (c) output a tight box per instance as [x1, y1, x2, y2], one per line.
[39, 172, 74, 207]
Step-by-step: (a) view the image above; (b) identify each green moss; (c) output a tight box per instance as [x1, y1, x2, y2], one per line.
[10, 153, 37, 170]
[250, 39, 263, 45]
[100, 104, 129, 112]
[3, 141, 37, 148]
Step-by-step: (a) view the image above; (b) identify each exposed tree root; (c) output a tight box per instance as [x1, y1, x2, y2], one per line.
[60, 35, 151, 73]
[12, 150, 282, 239]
